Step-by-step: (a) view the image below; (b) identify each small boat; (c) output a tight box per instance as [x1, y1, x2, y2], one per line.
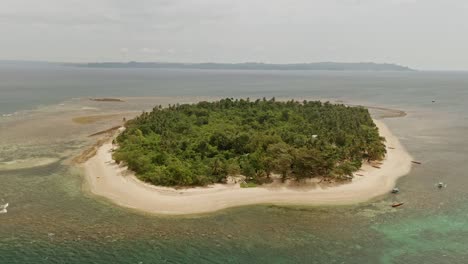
[372, 165, 381, 169]
[0, 203, 8, 214]
[411, 161, 422, 165]
[391, 188, 400, 194]
[437, 182, 446, 188]
[391, 202, 404, 208]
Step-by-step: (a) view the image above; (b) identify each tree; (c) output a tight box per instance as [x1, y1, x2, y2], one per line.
[113, 98, 386, 186]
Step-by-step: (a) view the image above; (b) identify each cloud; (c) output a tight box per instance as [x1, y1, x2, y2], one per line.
[140, 48, 160, 54]
[1, 0, 468, 69]
[0, 0, 231, 30]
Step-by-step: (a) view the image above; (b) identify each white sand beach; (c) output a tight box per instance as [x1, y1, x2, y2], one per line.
[83, 120, 412, 215]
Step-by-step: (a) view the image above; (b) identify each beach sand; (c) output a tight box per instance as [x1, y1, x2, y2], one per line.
[83, 120, 412, 215]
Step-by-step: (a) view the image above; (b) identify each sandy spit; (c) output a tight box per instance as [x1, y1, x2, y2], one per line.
[82, 120, 412, 215]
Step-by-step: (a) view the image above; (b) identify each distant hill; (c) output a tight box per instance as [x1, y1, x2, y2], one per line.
[68, 61, 415, 71]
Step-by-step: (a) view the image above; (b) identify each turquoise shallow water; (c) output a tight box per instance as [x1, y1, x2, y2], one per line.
[1, 65, 468, 263]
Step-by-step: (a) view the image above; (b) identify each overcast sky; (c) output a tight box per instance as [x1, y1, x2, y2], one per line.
[1, 0, 467, 70]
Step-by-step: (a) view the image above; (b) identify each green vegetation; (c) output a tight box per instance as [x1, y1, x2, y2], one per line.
[113, 98, 386, 187]
[240, 182, 258, 188]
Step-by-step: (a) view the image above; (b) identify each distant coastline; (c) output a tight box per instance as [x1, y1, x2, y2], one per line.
[67, 61, 415, 71]
[89, 98, 125, 102]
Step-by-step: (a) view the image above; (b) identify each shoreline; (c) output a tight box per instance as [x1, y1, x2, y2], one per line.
[82, 119, 412, 215]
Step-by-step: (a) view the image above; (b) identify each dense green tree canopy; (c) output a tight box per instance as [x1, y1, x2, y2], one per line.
[113, 98, 386, 186]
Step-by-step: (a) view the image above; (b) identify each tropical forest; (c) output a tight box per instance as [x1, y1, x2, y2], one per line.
[113, 98, 386, 186]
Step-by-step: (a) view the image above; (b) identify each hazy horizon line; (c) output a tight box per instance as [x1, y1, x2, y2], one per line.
[3, 59, 468, 72]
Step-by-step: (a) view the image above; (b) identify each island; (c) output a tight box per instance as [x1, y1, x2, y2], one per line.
[83, 98, 412, 215]
[69, 62, 414, 71]
[89, 98, 125, 102]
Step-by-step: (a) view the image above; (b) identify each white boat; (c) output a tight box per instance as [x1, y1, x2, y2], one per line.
[0, 203, 7, 214]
